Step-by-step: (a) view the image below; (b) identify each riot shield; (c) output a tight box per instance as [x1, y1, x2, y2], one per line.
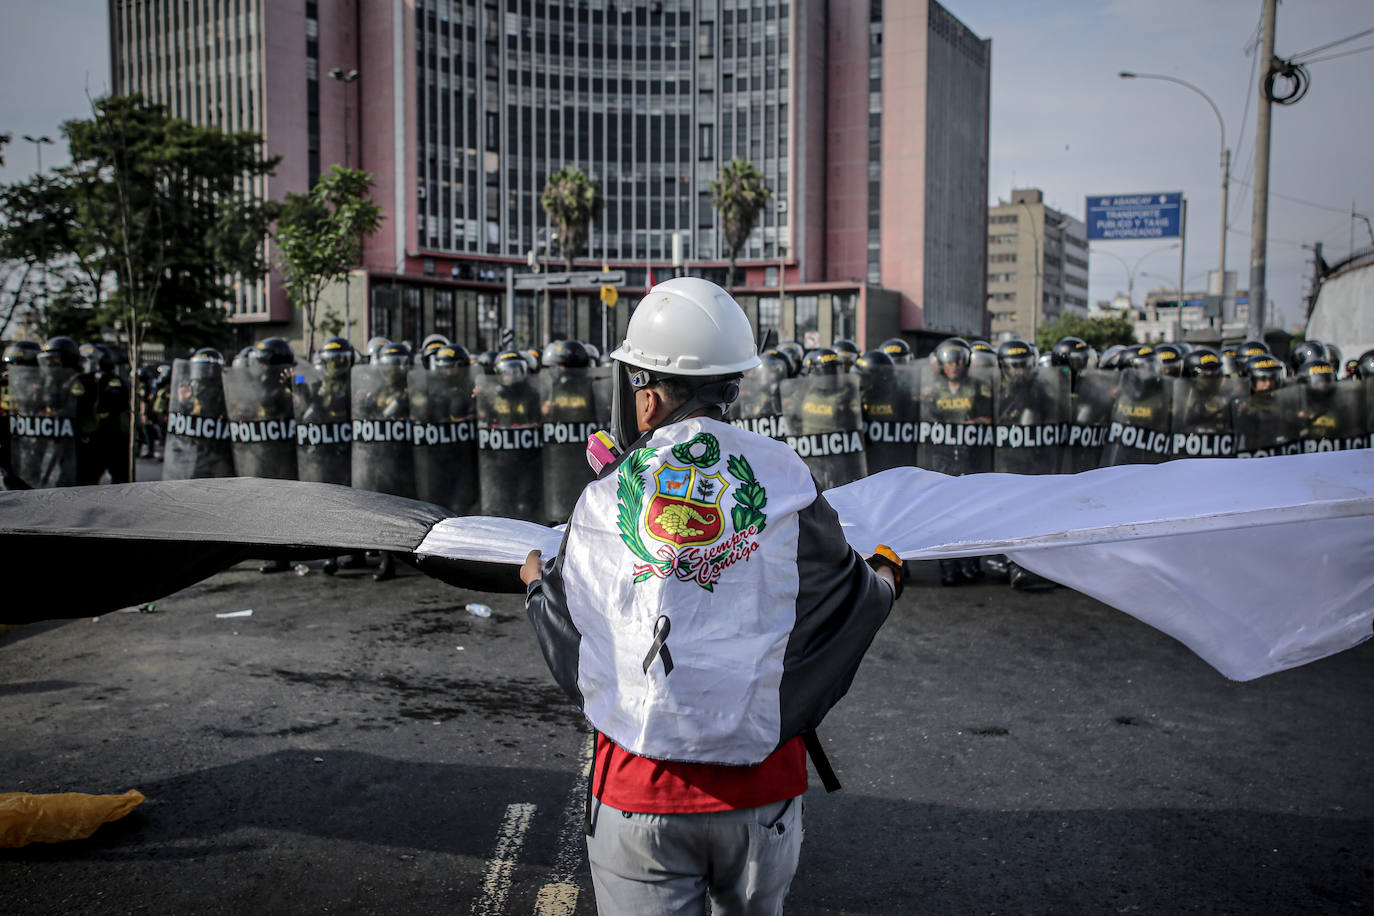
[781, 373, 867, 489]
[862, 363, 920, 474]
[475, 373, 543, 520]
[410, 365, 479, 514]
[590, 365, 614, 429]
[350, 363, 414, 498]
[1231, 387, 1301, 459]
[7, 365, 79, 487]
[162, 358, 234, 480]
[1101, 371, 1174, 466]
[994, 366, 1069, 474]
[1062, 370, 1115, 473]
[727, 362, 788, 441]
[223, 364, 297, 479]
[1170, 374, 1236, 459]
[540, 366, 599, 523]
[917, 363, 995, 476]
[292, 364, 352, 486]
[1295, 380, 1367, 454]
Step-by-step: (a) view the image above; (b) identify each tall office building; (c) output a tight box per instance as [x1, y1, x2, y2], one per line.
[986, 189, 1089, 344]
[110, 0, 990, 354]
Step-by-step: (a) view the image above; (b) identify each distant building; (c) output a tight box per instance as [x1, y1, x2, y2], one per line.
[110, 0, 990, 355]
[986, 189, 1088, 344]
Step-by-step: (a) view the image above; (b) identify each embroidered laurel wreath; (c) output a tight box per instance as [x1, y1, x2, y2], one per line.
[616, 432, 768, 587]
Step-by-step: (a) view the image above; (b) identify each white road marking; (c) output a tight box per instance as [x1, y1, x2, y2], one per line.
[472, 802, 536, 916]
[533, 730, 596, 916]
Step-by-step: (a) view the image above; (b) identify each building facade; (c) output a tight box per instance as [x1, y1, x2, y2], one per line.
[986, 188, 1088, 344]
[110, 0, 990, 357]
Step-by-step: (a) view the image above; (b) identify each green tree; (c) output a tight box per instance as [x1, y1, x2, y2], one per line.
[709, 158, 772, 290]
[57, 94, 280, 479]
[273, 165, 381, 356]
[540, 165, 604, 272]
[1035, 312, 1137, 354]
[61, 94, 280, 354]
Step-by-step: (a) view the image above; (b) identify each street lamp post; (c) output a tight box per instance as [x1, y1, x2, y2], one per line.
[1091, 242, 1181, 309]
[1118, 72, 1229, 293]
[22, 134, 54, 319]
[328, 68, 360, 343]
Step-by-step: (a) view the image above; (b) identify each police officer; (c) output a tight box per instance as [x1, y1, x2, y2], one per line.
[476, 349, 543, 521]
[35, 336, 100, 486]
[784, 347, 867, 489]
[1153, 343, 1184, 378]
[84, 344, 132, 483]
[520, 276, 897, 915]
[1173, 348, 1234, 458]
[831, 338, 861, 373]
[728, 348, 789, 441]
[1, 341, 42, 480]
[540, 339, 599, 524]
[1102, 345, 1172, 465]
[920, 337, 992, 585]
[419, 333, 451, 369]
[1232, 355, 1295, 458]
[1293, 359, 1361, 452]
[969, 340, 997, 372]
[1288, 339, 1328, 374]
[776, 340, 806, 378]
[857, 348, 918, 474]
[352, 342, 414, 580]
[1049, 337, 1091, 387]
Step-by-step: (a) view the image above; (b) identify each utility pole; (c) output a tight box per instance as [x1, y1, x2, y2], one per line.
[1248, 0, 1277, 340]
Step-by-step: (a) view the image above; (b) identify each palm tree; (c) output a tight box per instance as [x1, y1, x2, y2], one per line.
[709, 158, 772, 290]
[540, 165, 605, 274]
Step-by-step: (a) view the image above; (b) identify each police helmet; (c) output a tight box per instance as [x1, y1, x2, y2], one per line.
[1344, 358, 1359, 380]
[1325, 343, 1343, 376]
[38, 336, 82, 370]
[1237, 339, 1270, 362]
[854, 348, 895, 377]
[584, 343, 601, 367]
[376, 342, 412, 366]
[314, 337, 353, 372]
[1288, 339, 1327, 373]
[79, 342, 116, 375]
[3, 340, 42, 367]
[967, 341, 996, 370]
[1355, 348, 1374, 380]
[879, 338, 914, 365]
[832, 338, 861, 371]
[1153, 343, 1184, 377]
[475, 349, 499, 374]
[495, 348, 530, 382]
[523, 347, 543, 373]
[1050, 337, 1090, 373]
[1295, 359, 1336, 393]
[365, 336, 392, 363]
[431, 344, 472, 371]
[1181, 348, 1223, 379]
[420, 335, 451, 368]
[253, 337, 295, 366]
[544, 339, 591, 369]
[189, 347, 225, 381]
[755, 349, 790, 386]
[775, 340, 805, 377]
[996, 339, 1037, 375]
[1098, 344, 1129, 371]
[1247, 355, 1285, 392]
[802, 347, 843, 377]
[934, 337, 972, 367]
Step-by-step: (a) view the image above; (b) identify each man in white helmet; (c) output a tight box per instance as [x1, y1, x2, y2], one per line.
[520, 277, 901, 914]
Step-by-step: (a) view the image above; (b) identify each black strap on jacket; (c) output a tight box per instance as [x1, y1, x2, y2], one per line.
[802, 729, 841, 792]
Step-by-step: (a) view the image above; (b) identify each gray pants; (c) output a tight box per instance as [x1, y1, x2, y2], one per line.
[585, 796, 803, 916]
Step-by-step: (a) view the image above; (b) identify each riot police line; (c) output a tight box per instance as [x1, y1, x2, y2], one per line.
[8, 333, 1372, 524]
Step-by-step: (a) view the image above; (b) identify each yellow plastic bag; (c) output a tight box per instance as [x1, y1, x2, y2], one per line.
[0, 790, 145, 848]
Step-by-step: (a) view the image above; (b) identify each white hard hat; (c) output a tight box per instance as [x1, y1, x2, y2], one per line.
[610, 277, 761, 376]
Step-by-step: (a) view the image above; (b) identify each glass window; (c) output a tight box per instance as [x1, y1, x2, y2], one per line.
[794, 295, 819, 336]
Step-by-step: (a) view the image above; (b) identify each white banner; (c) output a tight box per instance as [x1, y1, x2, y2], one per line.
[419, 450, 1374, 681]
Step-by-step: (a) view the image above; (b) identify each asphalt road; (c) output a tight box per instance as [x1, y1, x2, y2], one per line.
[1, 550, 1371, 915]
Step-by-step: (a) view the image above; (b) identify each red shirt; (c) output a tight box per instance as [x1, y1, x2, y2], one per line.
[591, 733, 808, 814]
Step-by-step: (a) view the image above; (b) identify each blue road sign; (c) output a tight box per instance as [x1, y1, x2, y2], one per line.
[1085, 192, 1183, 240]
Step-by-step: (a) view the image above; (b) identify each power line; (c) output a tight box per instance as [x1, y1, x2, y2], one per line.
[1228, 175, 1368, 218]
[1301, 43, 1374, 66]
[1288, 26, 1374, 62]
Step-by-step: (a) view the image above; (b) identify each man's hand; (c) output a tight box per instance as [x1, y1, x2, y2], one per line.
[519, 549, 543, 587]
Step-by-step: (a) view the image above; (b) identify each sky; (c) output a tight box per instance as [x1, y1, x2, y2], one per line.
[2, 0, 1371, 333]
